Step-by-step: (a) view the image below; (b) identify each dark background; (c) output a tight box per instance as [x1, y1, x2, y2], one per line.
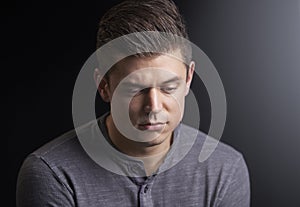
[7, 0, 300, 206]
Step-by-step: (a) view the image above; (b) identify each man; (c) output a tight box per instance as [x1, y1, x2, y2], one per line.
[17, 0, 250, 206]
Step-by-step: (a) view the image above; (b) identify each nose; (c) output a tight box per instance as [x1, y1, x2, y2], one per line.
[144, 87, 163, 113]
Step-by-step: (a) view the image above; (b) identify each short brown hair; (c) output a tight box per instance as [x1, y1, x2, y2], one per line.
[96, 0, 189, 48]
[96, 0, 192, 79]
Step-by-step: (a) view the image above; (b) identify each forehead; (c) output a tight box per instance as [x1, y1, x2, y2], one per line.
[109, 54, 187, 84]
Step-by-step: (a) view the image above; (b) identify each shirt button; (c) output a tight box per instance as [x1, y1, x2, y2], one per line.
[144, 185, 149, 193]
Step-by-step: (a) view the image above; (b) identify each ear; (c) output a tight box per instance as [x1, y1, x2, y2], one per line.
[94, 68, 111, 102]
[185, 61, 195, 96]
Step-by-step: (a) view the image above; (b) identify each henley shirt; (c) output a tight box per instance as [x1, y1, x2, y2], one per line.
[17, 114, 250, 207]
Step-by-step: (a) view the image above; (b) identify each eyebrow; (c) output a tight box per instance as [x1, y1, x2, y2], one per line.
[121, 76, 181, 88]
[161, 76, 181, 84]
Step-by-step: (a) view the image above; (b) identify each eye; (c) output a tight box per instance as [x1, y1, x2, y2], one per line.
[125, 87, 149, 96]
[160, 86, 178, 94]
[127, 88, 142, 95]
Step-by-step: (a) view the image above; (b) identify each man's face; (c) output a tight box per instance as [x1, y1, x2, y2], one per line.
[101, 54, 194, 143]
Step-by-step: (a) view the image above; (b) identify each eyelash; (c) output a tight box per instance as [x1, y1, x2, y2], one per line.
[160, 87, 177, 93]
[126, 86, 178, 95]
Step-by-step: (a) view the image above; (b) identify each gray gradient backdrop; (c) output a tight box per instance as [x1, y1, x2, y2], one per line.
[9, 0, 300, 206]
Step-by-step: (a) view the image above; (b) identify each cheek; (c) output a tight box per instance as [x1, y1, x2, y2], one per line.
[128, 96, 143, 110]
[128, 97, 144, 121]
[166, 95, 185, 123]
[167, 95, 185, 111]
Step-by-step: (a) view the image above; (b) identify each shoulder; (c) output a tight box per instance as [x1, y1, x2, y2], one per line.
[16, 129, 79, 206]
[179, 124, 250, 203]
[34, 128, 77, 155]
[30, 128, 83, 165]
[179, 123, 247, 170]
[18, 127, 82, 180]
[19, 122, 95, 179]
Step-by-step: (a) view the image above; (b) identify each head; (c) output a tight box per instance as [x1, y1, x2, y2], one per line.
[95, 0, 195, 144]
[96, 0, 189, 49]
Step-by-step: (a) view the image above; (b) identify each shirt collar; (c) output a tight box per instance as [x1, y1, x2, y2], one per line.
[83, 112, 197, 177]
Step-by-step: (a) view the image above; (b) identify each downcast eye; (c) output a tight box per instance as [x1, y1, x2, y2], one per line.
[160, 86, 178, 94]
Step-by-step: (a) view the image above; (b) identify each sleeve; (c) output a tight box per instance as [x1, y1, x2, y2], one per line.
[16, 154, 75, 207]
[218, 155, 251, 207]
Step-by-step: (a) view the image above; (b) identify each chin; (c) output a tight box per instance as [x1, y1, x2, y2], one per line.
[138, 132, 172, 147]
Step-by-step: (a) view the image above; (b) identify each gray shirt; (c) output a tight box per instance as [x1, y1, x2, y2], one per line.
[17, 115, 250, 207]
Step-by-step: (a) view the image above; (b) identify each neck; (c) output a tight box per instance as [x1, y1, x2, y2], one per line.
[105, 114, 172, 157]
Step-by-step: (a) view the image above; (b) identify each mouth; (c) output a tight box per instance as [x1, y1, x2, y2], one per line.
[137, 122, 167, 131]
